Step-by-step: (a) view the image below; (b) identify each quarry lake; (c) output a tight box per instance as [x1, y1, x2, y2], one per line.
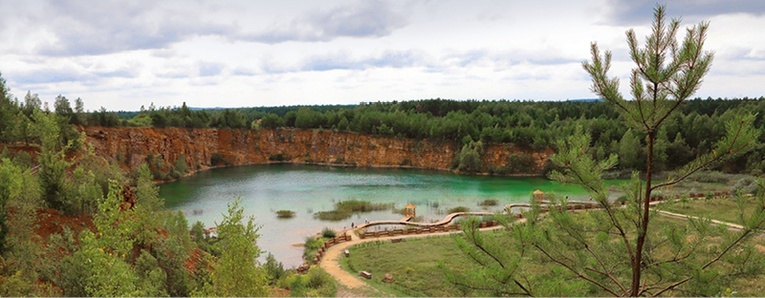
[160, 164, 605, 267]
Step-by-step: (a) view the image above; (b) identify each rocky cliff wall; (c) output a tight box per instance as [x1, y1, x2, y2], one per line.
[81, 127, 551, 177]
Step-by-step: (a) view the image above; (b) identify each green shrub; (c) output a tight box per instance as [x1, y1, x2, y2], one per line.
[336, 200, 392, 212]
[478, 199, 498, 206]
[268, 154, 287, 161]
[688, 171, 731, 184]
[263, 253, 285, 285]
[447, 206, 470, 213]
[315, 200, 393, 221]
[321, 227, 336, 238]
[283, 268, 337, 297]
[168, 169, 181, 180]
[174, 154, 188, 174]
[276, 210, 296, 219]
[302, 237, 325, 261]
[314, 210, 352, 221]
[210, 153, 227, 166]
[304, 267, 336, 296]
[732, 177, 759, 195]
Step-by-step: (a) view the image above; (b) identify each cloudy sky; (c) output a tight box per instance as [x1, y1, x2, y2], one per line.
[0, 0, 763, 111]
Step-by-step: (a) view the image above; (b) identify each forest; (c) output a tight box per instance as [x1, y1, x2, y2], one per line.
[1, 64, 765, 295]
[4, 80, 764, 176]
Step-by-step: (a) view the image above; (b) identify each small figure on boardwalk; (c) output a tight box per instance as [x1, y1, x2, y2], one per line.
[351, 222, 355, 228]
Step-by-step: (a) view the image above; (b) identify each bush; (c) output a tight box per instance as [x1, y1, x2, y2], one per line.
[174, 154, 188, 174]
[447, 206, 470, 213]
[321, 227, 336, 238]
[304, 267, 336, 296]
[478, 199, 498, 207]
[285, 268, 337, 297]
[268, 154, 287, 162]
[210, 153, 228, 166]
[303, 237, 325, 261]
[732, 177, 759, 195]
[336, 200, 392, 212]
[688, 171, 731, 184]
[315, 200, 393, 221]
[168, 169, 181, 180]
[263, 253, 285, 285]
[314, 210, 352, 221]
[276, 210, 295, 219]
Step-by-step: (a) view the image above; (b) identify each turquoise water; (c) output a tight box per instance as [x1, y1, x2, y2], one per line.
[160, 164, 602, 267]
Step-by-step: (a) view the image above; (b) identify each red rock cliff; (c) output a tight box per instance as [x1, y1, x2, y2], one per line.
[81, 127, 550, 177]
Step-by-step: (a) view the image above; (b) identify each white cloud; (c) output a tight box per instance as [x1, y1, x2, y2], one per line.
[0, 0, 762, 111]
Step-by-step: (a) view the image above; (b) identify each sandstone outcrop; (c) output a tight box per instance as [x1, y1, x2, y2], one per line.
[80, 127, 550, 178]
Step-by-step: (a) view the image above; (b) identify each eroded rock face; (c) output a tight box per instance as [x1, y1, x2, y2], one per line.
[80, 127, 550, 179]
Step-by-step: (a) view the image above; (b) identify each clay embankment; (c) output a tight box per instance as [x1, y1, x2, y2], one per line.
[80, 127, 551, 177]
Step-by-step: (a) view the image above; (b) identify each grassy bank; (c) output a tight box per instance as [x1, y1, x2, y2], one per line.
[342, 198, 765, 296]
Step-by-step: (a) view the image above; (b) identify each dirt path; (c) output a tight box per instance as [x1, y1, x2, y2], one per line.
[655, 209, 745, 230]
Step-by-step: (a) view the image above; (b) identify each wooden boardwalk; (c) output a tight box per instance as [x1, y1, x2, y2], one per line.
[356, 211, 495, 230]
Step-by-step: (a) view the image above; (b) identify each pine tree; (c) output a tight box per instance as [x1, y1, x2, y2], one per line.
[448, 5, 765, 296]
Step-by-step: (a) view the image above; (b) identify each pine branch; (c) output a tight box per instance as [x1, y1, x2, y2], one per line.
[534, 244, 622, 297]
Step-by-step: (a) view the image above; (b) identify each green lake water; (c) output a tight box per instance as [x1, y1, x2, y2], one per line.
[160, 164, 613, 267]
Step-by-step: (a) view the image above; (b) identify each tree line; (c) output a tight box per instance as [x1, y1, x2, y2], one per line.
[2, 73, 764, 175]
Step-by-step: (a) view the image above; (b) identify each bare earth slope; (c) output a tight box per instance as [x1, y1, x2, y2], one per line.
[81, 126, 551, 176]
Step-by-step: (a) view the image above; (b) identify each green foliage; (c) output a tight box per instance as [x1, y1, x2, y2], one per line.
[260, 113, 284, 129]
[33, 109, 74, 212]
[501, 153, 537, 174]
[174, 154, 188, 174]
[210, 152, 228, 166]
[478, 199, 498, 207]
[134, 250, 169, 296]
[295, 107, 326, 129]
[276, 209, 296, 218]
[618, 128, 641, 169]
[315, 199, 393, 221]
[321, 227, 336, 238]
[314, 209, 352, 221]
[263, 252, 285, 285]
[155, 211, 195, 296]
[54, 181, 142, 296]
[455, 140, 483, 172]
[0, 158, 42, 296]
[447, 206, 470, 213]
[268, 153, 288, 162]
[0, 159, 24, 253]
[285, 267, 337, 297]
[202, 198, 268, 297]
[302, 236, 325, 261]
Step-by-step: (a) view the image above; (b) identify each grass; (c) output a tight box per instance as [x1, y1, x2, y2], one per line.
[321, 227, 336, 238]
[315, 199, 394, 221]
[657, 196, 761, 224]
[446, 206, 470, 213]
[477, 199, 498, 207]
[344, 236, 484, 296]
[343, 208, 765, 297]
[276, 210, 296, 219]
